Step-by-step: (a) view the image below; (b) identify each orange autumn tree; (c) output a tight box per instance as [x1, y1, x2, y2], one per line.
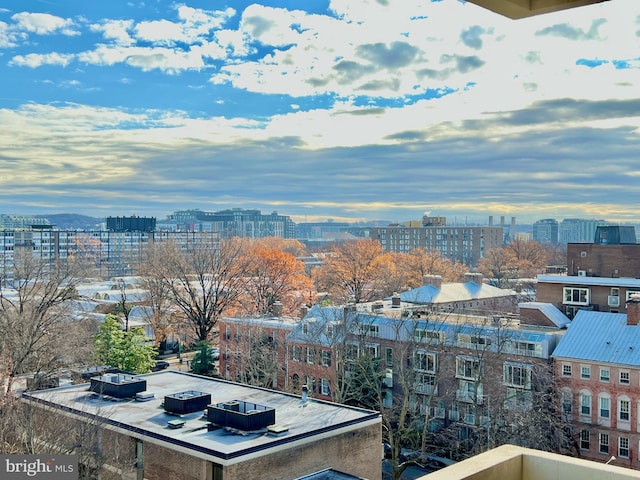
[312, 239, 387, 304]
[399, 248, 469, 288]
[241, 244, 313, 316]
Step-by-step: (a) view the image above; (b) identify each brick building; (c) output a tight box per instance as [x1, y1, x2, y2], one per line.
[370, 224, 503, 267]
[552, 299, 640, 469]
[537, 225, 640, 319]
[22, 370, 381, 480]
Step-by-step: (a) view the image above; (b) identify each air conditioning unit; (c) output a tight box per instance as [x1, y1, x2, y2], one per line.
[608, 296, 620, 307]
[578, 270, 586, 277]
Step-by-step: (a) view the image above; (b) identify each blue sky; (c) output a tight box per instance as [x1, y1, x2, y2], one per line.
[1, 0, 639, 224]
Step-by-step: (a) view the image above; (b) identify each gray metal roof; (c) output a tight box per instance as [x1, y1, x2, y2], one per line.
[552, 311, 640, 366]
[519, 302, 570, 329]
[537, 275, 640, 288]
[397, 281, 514, 304]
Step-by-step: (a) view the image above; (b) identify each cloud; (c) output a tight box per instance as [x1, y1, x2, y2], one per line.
[460, 25, 488, 50]
[11, 12, 78, 36]
[10, 52, 74, 67]
[535, 18, 606, 41]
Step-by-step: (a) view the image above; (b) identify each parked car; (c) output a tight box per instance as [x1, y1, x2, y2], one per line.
[151, 360, 170, 371]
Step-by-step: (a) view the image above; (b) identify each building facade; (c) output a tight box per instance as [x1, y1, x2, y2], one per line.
[0, 227, 221, 277]
[559, 219, 607, 244]
[532, 219, 559, 244]
[161, 209, 296, 239]
[552, 302, 640, 470]
[370, 225, 503, 267]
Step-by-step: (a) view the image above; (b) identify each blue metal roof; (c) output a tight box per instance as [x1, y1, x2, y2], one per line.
[552, 311, 640, 366]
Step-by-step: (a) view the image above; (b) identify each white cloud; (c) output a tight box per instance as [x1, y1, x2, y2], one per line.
[91, 19, 135, 46]
[11, 12, 78, 36]
[10, 51, 74, 68]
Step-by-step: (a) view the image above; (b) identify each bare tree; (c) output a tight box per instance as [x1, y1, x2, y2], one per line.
[147, 237, 251, 342]
[0, 249, 87, 395]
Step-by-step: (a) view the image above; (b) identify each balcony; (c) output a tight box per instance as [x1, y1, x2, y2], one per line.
[456, 390, 483, 404]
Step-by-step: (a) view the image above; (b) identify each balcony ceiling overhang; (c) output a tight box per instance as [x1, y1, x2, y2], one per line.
[467, 0, 610, 19]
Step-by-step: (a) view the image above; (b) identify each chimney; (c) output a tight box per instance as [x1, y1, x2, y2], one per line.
[423, 275, 442, 290]
[300, 305, 309, 319]
[301, 385, 309, 404]
[463, 273, 483, 285]
[391, 293, 401, 308]
[627, 295, 640, 326]
[272, 301, 283, 317]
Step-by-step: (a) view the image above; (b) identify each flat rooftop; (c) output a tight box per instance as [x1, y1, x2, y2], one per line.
[22, 370, 380, 466]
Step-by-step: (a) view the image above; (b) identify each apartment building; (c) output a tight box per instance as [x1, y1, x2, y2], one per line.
[21, 370, 381, 480]
[218, 314, 299, 390]
[552, 300, 640, 470]
[532, 219, 559, 244]
[0, 227, 221, 277]
[537, 226, 640, 319]
[221, 297, 567, 459]
[160, 208, 296, 239]
[370, 224, 503, 267]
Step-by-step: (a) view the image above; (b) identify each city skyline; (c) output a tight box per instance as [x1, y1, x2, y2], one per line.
[1, 0, 639, 225]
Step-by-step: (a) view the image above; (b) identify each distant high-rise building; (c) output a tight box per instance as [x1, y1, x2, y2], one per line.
[106, 216, 156, 233]
[532, 219, 559, 244]
[558, 218, 607, 244]
[0, 214, 50, 229]
[371, 222, 503, 267]
[161, 208, 296, 239]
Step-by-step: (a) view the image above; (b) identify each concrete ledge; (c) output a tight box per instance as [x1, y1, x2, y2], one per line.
[421, 445, 640, 480]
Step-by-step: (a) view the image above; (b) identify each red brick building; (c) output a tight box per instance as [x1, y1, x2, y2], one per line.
[552, 299, 640, 469]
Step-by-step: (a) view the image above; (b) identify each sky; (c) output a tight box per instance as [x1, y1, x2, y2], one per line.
[1, 0, 639, 225]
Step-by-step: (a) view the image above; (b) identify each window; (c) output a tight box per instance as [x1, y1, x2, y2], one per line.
[364, 343, 380, 359]
[415, 351, 436, 373]
[619, 398, 630, 422]
[562, 390, 573, 414]
[235, 327, 241, 342]
[385, 347, 393, 367]
[320, 378, 331, 396]
[562, 364, 572, 377]
[456, 357, 481, 380]
[619, 437, 629, 458]
[224, 325, 230, 340]
[620, 371, 630, 385]
[626, 290, 640, 301]
[292, 345, 302, 362]
[599, 433, 609, 454]
[414, 329, 443, 344]
[580, 430, 590, 450]
[301, 322, 309, 334]
[320, 350, 331, 367]
[579, 391, 591, 416]
[364, 324, 379, 337]
[599, 396, 610, 419]
[503, 363, 532, 389]
[581, 366, 591, 380]
[306, 347, 316, 364]
[600, 368, 610, 383]
[563, 287, 590, 305]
